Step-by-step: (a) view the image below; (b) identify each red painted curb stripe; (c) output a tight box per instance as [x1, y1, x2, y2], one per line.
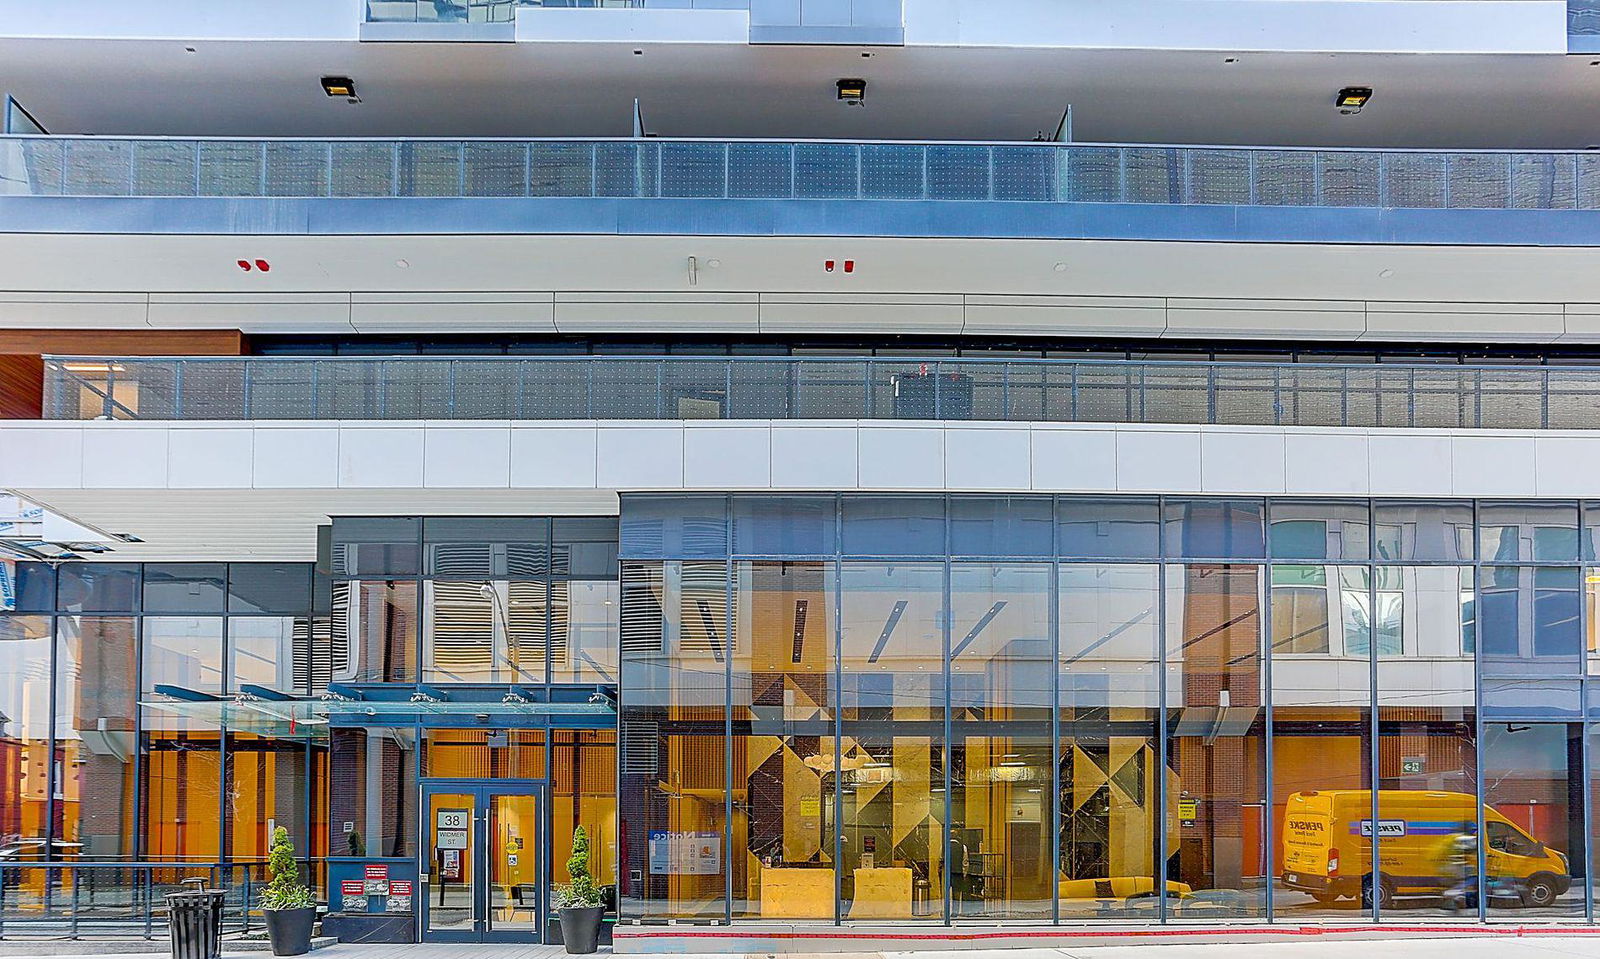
[615, 925, 1600, 941]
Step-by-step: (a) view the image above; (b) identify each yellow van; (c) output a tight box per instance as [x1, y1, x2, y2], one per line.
[1281, 790, 1570, 908]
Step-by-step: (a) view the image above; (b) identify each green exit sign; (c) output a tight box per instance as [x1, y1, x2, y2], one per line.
[1401, 758, 1424, 775]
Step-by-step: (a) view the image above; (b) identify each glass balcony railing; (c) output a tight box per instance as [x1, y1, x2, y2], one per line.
[4, 136, 1599, 209]
[43, 355, 1600, 430]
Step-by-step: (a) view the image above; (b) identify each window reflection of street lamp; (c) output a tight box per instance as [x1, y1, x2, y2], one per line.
[479, 582, 514, 683]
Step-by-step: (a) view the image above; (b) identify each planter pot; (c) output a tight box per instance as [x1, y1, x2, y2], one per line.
[263, 906, 317, 957]
[558, 905, 605, 955]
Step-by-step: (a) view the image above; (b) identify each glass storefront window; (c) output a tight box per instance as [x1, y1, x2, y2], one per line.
[422, 728, 545, 779]
[731, 561, 837, 920]
[1271, 566, 1372, 919]
[142, 725, 223, 861]
[950, 496, 1053, 558]
[229, 616, 309, 695]
[1164, 500, 1266, 561]
[838, 733, 943, 921]
[2, 560, 55, 612]
[551, 730, 618, 894]
[423, 581, 546, 684]
[733, 497, 836, 557]
[55, 616, 137, 861]
[1164, 564, 1267, 917]
[1481, 567, 1583, 678]
[226, 732, 309, 863]
[950, 563, 1052, 723]
[56, 564, 139, 613]
[329, 726, 416, 858]
[227, 563, 312, 615]
[142, 564, 227, 614]
[0, 616, 54, 862]
[1376, 564, 1476, 919]
[1480, 723, 1583, 919]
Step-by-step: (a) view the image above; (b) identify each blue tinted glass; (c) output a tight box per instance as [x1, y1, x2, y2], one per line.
[1479, 502, 1578, 563]
[143, 563, 227, 613]
[331, 517, 421, 576]
[620, 495, 729, 558]
[1480, 566, 1582, 674]
[56, 564, 140, 613]
[1373, 502, 1474, 562]
[949, 496, 1053, 557]
[1058, 498, 1159, 559]
[2, 561, 54, 612]
[228, 563, 313, 614]
[840, 496, 946, 556]
[732, 496, 836, 555]
[1163, 499, 1265, 560]
[1268, 501, 1370, 561]
[1484, 679, 1580, 718]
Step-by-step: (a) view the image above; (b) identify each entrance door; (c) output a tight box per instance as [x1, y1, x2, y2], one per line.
[423, 785, 545, 942]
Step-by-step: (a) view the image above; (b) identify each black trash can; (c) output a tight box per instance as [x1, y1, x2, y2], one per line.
[166, 889, 226, 959]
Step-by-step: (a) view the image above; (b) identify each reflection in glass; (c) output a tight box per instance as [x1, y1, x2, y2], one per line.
[1271, 566, 1372, 918]
[619, 561, 730, 921]
[0, 617, 54, 863]
[839, 563, 943, 721]
[1479, 502, 1579, 563]
[1165, 564, 1267, 917]
[55, 616, 137, 860]
[226, 733, 308, 862]
[552, 580, 620, 684]
[839, 734, 943, 921]
[142, 617, 224, 695]
[424, 581, 546, 683]
[329, 727, 415, 858]
[1481, 723, 1582, 918]
[1376, 565, 1476, 919]
[334, 580, 417, 683]
[731, 561, 836, 919]
[1059, 565, 1162, 919]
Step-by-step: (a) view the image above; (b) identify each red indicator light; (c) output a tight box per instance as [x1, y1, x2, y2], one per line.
[255, 259, 271, 272]
[237, 260, 252, 271]
[844, 260, 855, 273]
[825, 260, 835, 272]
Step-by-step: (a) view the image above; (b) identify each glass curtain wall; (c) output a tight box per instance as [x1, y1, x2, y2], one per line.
[617, 494, 1599, 927]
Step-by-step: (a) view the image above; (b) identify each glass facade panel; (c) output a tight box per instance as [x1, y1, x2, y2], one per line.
[143, 616, 225, 695]
[1269, 502, 1372, 562]
[54, 616, 138, 861]
[950, 496, 1054, 558]
[733, 496, 836, 557]
[422, 728, 545, 778]
[0, 616, 54, 862]
[143, 564, 227, 614]
[1481, 503, 1580, 563]
[1059, 498, 1160, 560]
[329, 726, 416, 858]
[1481, 723, 1583, 918]
[1164, 500, 1266, 560]
[335, 580, 417, 683]
[2, 560, 55, 612]
[1374, 502, 1475, 562]
[1271, 566, 1372, 919]
[1376, 565, 1476, 919]
[841, 496, 946, 556]
[732, 560, 836, 920]
[1164, 564, 1267, 917]
[56, 564, 140, 613]
[552, 579, 619, 684]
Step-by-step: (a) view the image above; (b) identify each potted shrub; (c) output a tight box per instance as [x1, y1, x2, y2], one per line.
[261, 826, 317, 957]
[556, 826, 606, 955]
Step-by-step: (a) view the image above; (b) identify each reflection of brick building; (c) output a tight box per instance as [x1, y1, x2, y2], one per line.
[1172, 564, 1266, 892]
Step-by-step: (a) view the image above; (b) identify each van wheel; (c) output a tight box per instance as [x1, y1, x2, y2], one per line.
[1362, 874, 1393, 910]
[1311, 892, 1339, 904]
[1522, 874, 1559, 908]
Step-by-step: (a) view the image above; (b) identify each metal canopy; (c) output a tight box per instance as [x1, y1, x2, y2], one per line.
[141, 686, 616, 738]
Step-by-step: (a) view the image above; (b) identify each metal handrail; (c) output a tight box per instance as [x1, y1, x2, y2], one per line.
[40, 354, 1600, 430]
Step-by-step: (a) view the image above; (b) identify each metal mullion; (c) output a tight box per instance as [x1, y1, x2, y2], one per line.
[1584, 709, 1595, 924]
[1262, 507, 1274, 925]
[722, 509, 734, 926]
[1473, 501, 1488, 924]
[43, 609, 59, 866]
[1049, 505, 1061, 926]
[1155, 494, 1170, 924]
[833, 546, 845, 926]
[1368, 496, 1382, 924]
[941, 510, 953, 927]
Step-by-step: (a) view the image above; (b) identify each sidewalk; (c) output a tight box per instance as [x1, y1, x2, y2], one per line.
[2, 935, 1599, 959]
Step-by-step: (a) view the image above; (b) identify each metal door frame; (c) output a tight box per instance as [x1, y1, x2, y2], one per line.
[420, 782, 547, 943]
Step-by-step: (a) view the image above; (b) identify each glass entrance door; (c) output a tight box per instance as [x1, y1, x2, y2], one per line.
[423, 785, 545, 942]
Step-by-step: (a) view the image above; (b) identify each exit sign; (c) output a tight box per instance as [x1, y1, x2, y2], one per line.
[1401, 758, 1424, 775]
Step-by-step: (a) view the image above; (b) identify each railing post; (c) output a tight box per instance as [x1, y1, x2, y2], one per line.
[449, 360, 459, 418]
[1070, 364, 1079, 421]
[174, 361, 184, 418]
[243, 361, 253, 419]
[1542, 368, 1551, 429]
[71, 866, 80, 939]
[104, 364, 116, 420]
[259, 141, 268, 197]
[933, 361, 943, 419]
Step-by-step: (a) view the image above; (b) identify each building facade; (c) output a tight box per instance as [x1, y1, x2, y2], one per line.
[8, 0, 1600, 947]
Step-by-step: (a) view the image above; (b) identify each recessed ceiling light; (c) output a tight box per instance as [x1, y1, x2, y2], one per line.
[1336, 86, 1372, 115]
[1053, 262, 1068, 272]
[395, 258, 410, 269]
[320, 76, 360, 103]
[1379, 269, 1395, 278]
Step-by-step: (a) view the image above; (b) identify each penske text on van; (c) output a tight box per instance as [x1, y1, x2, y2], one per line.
[1281, 790, 1570, 908]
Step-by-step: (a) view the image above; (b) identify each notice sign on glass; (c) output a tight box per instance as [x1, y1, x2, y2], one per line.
[340, 880, 367, 913]
[647, 830, 721, 876]
[387, 879, 414, 913]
